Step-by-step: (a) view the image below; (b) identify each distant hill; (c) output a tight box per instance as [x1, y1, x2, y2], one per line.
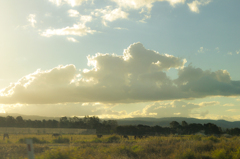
[115, 117, 240, 129]
[1, 113, 240, 129]
[0, 113, 60, 121]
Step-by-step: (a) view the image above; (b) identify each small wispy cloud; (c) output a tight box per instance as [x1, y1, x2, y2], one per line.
[187, 0, 211, 13]
[67, 37, 79, 42]
[236, 49, 240, 55]
[139, 14, 151, 23]
[223, 103, 235, 107]
[215, 47, 220, 53]
[94, 7, 129, 26]
[227, 109, 239, 112]
[41, 15, 95, 37]
[227, 52, 232, 55]
[198, 47, 208, 53]
[27, 14, 37, 27]
[68, 9, 79, 17]
[199, 101, 220, 107]
[114, 27, 128, 30]
[49, 0, 89, 7]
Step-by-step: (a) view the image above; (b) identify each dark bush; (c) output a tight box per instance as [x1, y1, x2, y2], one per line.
[52, 137, 70, 144]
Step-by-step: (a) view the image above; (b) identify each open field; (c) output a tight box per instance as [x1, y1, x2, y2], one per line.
[1, 134, 240, 159]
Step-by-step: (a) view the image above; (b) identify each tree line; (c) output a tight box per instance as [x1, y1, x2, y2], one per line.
[0, 115, 117, 134]
[1, 116, 240, 135]
[116, 121, 240, 136]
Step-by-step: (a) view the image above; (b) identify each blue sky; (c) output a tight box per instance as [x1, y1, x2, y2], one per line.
[0, 0, 240, 120]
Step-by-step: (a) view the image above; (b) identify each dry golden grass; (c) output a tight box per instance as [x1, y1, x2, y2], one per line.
[1, 134, 240, 159]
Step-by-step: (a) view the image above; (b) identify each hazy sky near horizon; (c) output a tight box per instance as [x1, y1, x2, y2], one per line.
[0, 0, 240, 121]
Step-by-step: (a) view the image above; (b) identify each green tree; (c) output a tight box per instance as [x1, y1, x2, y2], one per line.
[6, 116, 16, 127]
[16, 116, 25, 127]
[170, 121, 181, 129]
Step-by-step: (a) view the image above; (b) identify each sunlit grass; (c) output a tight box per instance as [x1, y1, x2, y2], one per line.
[2, 134, 240, 159]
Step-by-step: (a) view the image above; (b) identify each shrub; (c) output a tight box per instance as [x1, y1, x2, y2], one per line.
[190, 135, 202, 141]
[91, 138, 103, 143]
[207, 136, 219, 143]
[52, 137, 70, 144]
[232, 147, 240, 159]
[18, 137, 48, 144]
[38, 148, 73, 159]
[105, 135, 121, 143]
[116, 145, 138, 158]
[193, 141, 214, 152]
[176, 149, 196, 159]
[211, 149, 230, 159]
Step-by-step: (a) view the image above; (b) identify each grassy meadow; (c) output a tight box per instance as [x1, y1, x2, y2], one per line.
[1, 134, 240, 159]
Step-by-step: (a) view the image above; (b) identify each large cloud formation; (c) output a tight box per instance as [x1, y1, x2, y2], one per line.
[0, 43, 240, 104]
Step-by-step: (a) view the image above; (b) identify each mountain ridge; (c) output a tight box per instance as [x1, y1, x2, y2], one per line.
[0, 113, 239, 129]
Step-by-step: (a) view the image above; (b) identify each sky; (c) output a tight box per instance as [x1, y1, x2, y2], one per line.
[0, 0, 240, 121]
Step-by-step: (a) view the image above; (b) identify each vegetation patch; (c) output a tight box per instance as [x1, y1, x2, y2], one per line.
[18, 137, 48, 144]
[105, 135, 121, 143]
[52, 137, 70, 144]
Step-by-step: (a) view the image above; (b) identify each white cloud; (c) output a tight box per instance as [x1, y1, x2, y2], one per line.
[41, 24, 95, 37]
[0, 43, 186, 104]
[68, 9, 79, 17]
[1, 43, 240, 105]
[114, 27, 128, 30]
[49, 0, 89, 7]
[187, 0, 211, 13]
[139, 14, 151, 23]
[199, 101, 219, 107]
[111, 0, 185, 10]
[27, 14, 37, 27]
[215, 47, 220, 53]
[223, 103, 235, 107]
[197, 47, 208, 53]
[227, 52, 232, 55]
[94, 7, 129, 26]
[137, 100, 211, 118]
[236, 49, 240, 55]
[41, 15, 95, 37]
[103, 8, 128, 23]
[4, 102, 128, 118]
[227, 109, 239, 112]
[49, 0, 62, 6]
[67, 37, 79, 42]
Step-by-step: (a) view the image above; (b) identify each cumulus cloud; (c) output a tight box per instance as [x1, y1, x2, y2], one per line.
[187, 0, 211, 13]
[27, 14, 37, 27]
[1, 42, 240, 105]
[174, 66, 240, 98]
[41, 15, 95, 37]
[49, 0, 89, 7]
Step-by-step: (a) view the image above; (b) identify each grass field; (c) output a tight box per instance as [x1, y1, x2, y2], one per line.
[1, 134, 240, 159]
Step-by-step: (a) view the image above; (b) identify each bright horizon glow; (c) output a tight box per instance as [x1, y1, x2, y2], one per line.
[0, 0, 240, 121]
